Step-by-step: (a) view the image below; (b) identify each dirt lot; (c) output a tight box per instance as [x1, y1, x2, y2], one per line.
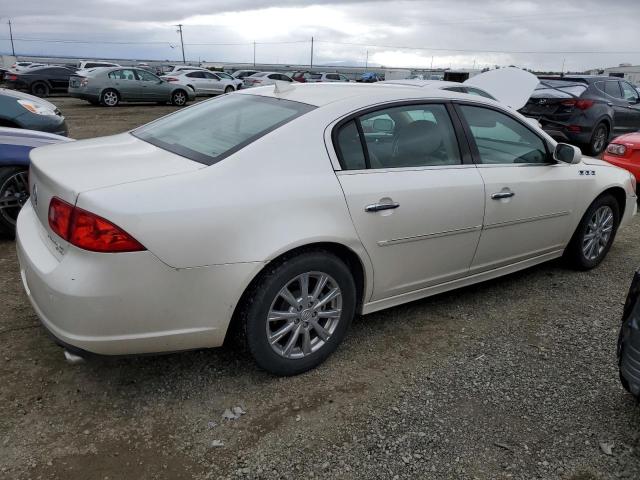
[1, 98, 640, 480]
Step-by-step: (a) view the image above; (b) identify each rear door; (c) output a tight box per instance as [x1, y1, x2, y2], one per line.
[108, 69, 141, 101]
[334, 102, 485, 301]
[455, 103, 579, 273]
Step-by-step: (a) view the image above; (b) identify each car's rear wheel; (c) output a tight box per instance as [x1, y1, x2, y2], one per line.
[171, 89, 188, 106]
[565, 193, 619, 269]
[240, 251, 356, 376]
[0, 167, 29, 236]
[31, 82, 49, 97]
[100, 89, 120, 107]
[224, 86, 234, 94]
[587, 122, 608, 156]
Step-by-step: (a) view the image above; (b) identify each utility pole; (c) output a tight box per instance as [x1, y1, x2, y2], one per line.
[561, 57, 566, 76]
[175, 24, 186, 64]
[430, 55, 434, 70]
[365, 50, 368, 69]
[310, 36, 314, 68]
[253, 41, 256, 67]
[8, 19, 15, 57]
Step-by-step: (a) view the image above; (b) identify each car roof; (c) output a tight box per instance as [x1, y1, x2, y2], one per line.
[236, 82, 493, 108]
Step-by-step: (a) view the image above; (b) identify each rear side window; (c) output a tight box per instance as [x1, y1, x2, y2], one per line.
[459, 105, 548, 164]
[604, 81, 622, 98]
[336, 121, 366, 170]
[133, 95, 315, 165]
[335, 104, 461, 170]
[109, 69, 136, 80]
[186, 71, 204, 78]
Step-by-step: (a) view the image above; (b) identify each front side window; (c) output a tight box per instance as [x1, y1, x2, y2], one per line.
[621, 82, 639, 102]
[337, 104, 461, 170]
[133, 95, 315, 165]
[136, 70, 159, 82]
[326, 74, 340, 80]
[459, 105, 548, 164]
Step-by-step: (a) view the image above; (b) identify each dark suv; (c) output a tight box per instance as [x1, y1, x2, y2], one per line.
[519, 76, 640, 155]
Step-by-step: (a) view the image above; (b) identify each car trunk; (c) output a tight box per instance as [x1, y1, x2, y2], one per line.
[28, 132, 204, 243]
[519, 81, 588, 119]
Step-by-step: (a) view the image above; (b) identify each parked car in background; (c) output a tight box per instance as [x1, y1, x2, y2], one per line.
[520, 76, 640, 156]
[0, 127, 72, 236]
[603, 132, 640, 181]
[10, 62, 47, 72]
[0, 88, 68, 136]
[357, 72, 383, 83]
[290, 71, 315, 83]
[618, 269, 640, 399]
[16, 83, 637, 376]
[231, 70, 259, 80]
[307, 73, 351, 83]
[162, 70, 241, 95]
[0, 67, 8, 82]
[163, 65, 208, 75]
[4, 66, 77, 97]
[69, 67, 195, 107]
[77, 60, 120, 70]
[243, 71, 293, 88]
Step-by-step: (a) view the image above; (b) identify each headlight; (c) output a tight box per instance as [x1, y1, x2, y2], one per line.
[17, 99, 57, 116]
[606, 143, 627, 156]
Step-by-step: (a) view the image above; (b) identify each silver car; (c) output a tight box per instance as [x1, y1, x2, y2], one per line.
[68, 67, 195, 107]
[161, 70, 242, 96]
[307, 72, 351, 83]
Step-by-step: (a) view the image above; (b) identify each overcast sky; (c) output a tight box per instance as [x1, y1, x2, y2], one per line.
[1, 0, 639, 71]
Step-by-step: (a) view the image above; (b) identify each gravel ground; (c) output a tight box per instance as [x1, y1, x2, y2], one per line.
[1, 97, 640, 479]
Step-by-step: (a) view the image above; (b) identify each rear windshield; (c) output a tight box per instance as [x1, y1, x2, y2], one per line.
[133, 94, 315, 165]
[532, 80, 587, 98]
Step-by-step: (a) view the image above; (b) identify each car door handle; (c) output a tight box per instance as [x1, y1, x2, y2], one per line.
[607, 102, 613, 106]
[491, 191, 515, 200]
[365, 202, 400, 212]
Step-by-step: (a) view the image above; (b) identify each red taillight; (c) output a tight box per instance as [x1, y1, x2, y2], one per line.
[48, 197, 73, 240]
[567, 125, 582, 133]
[164, 77, 179, 82]
[48, 197, 145, 253]
[6, 74, 18, 81]
[561, 99, 594, 110]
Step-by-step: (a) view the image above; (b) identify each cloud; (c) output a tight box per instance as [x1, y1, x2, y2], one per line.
[2, 0, 639, 71]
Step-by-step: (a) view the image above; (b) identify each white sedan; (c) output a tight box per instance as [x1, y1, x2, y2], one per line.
[243, 71, 294, 88]
[17, 83, 637, 375]
[161, 70, 241, 95]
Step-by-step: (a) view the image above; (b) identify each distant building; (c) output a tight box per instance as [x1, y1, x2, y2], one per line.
[603, 64, 640, 84]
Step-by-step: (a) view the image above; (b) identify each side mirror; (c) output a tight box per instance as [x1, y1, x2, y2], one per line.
[553, 143, 582, 164]
[372, 118, 394, 132]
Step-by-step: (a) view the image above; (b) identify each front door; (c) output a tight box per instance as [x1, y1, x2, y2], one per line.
[108, 69, 141, 101]
[455, 103, 579, 273]
[620, 81, 640, 133]
[135, 69, 167, 101]
[334, 102, 485, 301]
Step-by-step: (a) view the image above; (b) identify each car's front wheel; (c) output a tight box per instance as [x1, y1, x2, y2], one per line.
[240, 251, 356, 376]
[565, 193, 620, 269]
[0, 167, 29, 236]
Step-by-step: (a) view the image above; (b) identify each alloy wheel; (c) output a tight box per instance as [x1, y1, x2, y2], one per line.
[266, 271, 342, 360]
[0, 171, 29, 227]
[173, 92, 186, 105]
[592, 125, 607, 154]
[582, 205, 614, 261]
[103, 91, 118, 106]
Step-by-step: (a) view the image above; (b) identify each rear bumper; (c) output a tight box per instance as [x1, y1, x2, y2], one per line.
[16, 201, 261, 356]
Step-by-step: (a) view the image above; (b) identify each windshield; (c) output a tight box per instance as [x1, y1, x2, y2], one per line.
[133, 94, 315, 165]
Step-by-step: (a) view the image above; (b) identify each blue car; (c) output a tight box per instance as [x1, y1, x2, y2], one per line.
[0, 127, 72, 236]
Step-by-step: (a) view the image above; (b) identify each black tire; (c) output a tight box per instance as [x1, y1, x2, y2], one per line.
[0, 167, 29, 237]
[239, 251, 356, 376]
[565, 193, 620, 270]
[171, 89, 188, 106]
[100, 89, 120, 107]
[30, 82, 49, 97]
[586, 122, 609, 156]
[224, 86, 234, 94]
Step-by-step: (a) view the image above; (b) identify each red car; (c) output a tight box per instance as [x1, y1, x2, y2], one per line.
[603, 132, 640, 182]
